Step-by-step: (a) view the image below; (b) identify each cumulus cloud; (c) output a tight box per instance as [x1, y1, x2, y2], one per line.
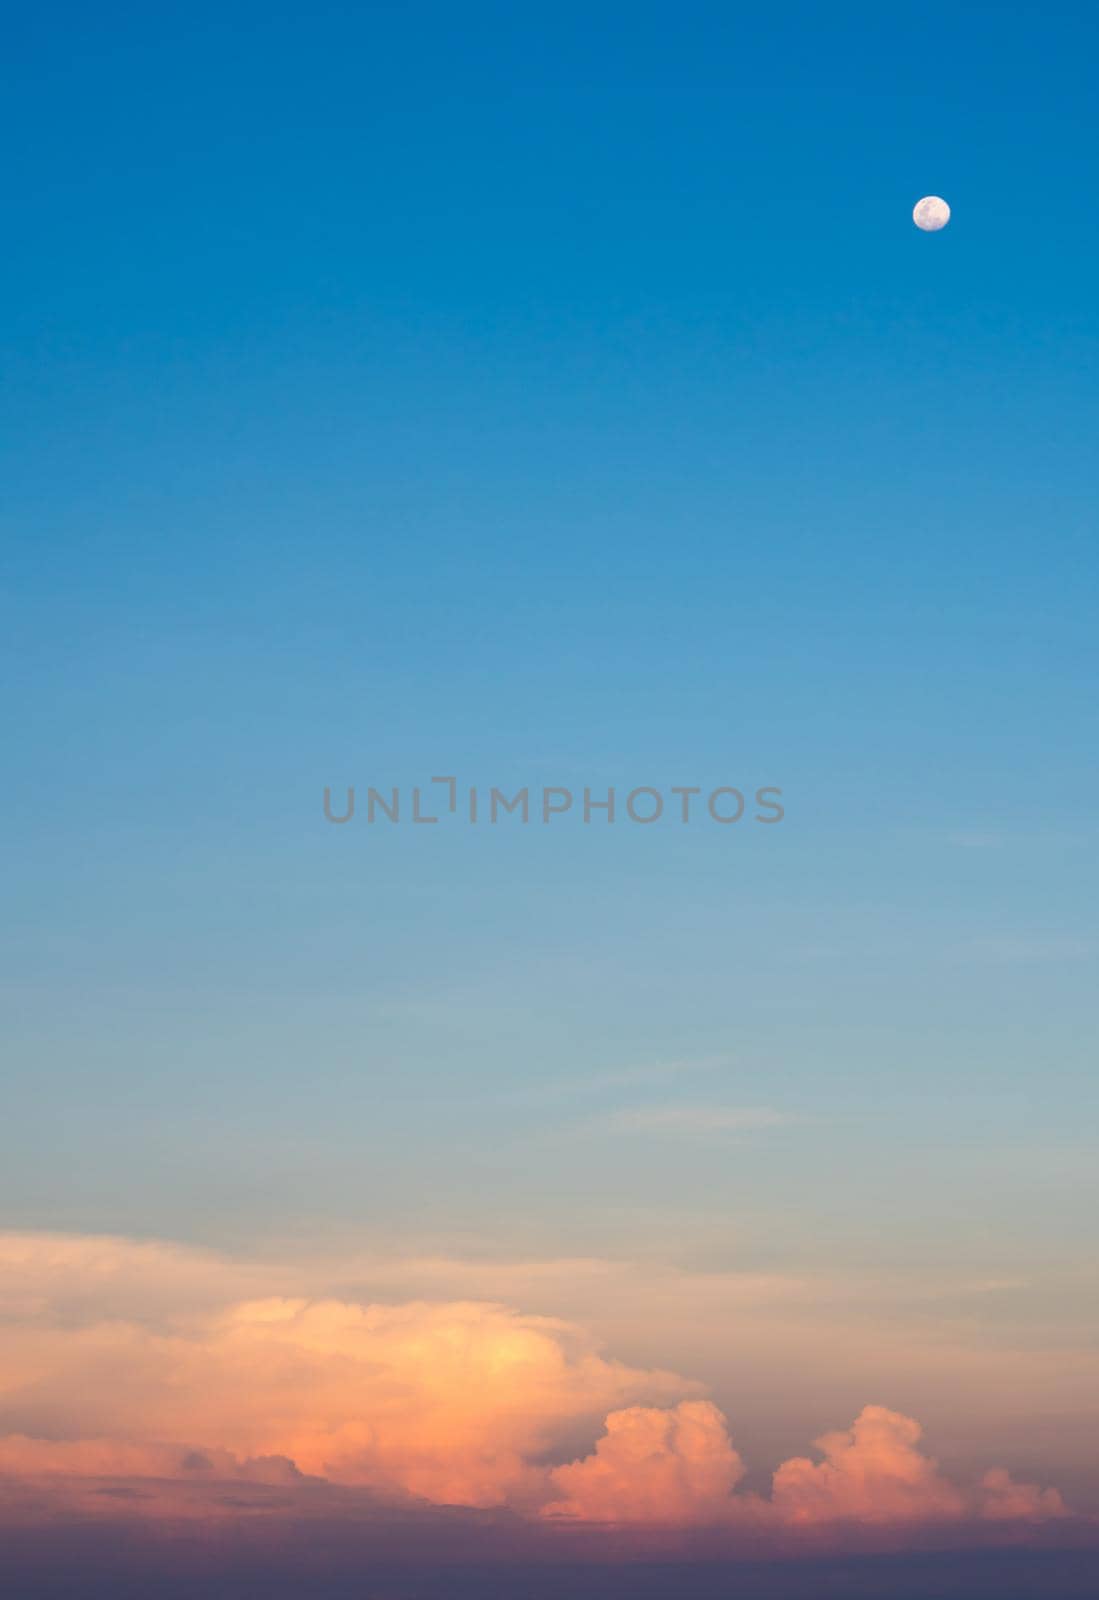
[770, 1406, 968, 1524]
[0, 1235, 688, 1514]
[978, 1467, 1067, 1522]
[543, 1402, 1067, 1531]
[544, 1402, 748, 1525]
[0, 1233, 1069, 1540]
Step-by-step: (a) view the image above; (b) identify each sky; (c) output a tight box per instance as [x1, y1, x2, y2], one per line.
[1, 2, 1098, 1593]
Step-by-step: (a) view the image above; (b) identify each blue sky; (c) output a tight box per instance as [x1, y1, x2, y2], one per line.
[3, 0, 1097, 1297]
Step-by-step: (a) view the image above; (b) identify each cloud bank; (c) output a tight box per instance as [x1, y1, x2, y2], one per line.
[0, 1233, 1068, 1543]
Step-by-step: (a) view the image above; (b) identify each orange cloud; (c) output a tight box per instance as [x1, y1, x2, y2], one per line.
[543, 1402, 1067, 1530]
[0, 1235, 689, 1513]
[201, 1296, 689, 1507]
[0, 1233, 1070, 1538]
[544, 1401, 748, 1525]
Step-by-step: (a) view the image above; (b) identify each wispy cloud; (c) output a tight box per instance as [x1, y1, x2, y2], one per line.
[597, 1106, 790, 1136]
[507, 1057, 728, 1107]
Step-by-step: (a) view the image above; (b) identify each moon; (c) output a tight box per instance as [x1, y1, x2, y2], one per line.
[913, 195, 950, 232]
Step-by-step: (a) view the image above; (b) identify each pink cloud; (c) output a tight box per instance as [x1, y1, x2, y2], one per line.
[978, 1466, 1067, 1522]
[542, 1402, 1068, 1531]
[0, 1233, 1071, 1540]
[544, 1401, 748, 1525]
[771, 1405, 968, 1524]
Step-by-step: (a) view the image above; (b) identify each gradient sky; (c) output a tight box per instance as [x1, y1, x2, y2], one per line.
[2, 2, 1098, 1589]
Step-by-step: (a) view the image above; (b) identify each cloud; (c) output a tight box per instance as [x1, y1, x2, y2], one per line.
[771, 1406, 968, 1524]
[544, 1403, 1067, 1531]
[0, 1233, 1070, 1541]
[0, 1437, 289, 1481]
[544, 1402, 748, 1525]
[978, 1467, 1067, 1522]
[0, 1235, 689, 1514]
[507, 1056, 728, 1106]
[194, 1296, 686, 1508]
[597, 1106, 788, 1136]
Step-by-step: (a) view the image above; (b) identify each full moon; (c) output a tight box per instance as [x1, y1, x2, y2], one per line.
[913, 195, 951, 231]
